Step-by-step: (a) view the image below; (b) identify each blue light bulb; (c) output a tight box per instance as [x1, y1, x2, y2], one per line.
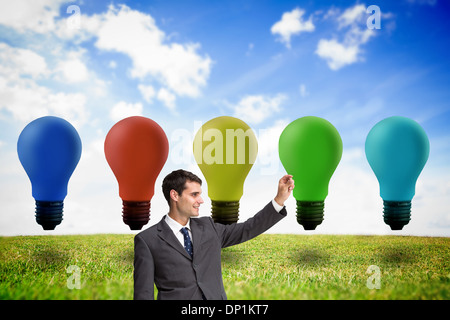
[365, 116, 429, 230]
[17, 116, 82, 230]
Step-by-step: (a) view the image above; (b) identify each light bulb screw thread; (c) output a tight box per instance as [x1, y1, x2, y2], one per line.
[122, 200, 151, 230]
[296, 200, 324, 230]
[211, 200, 239, 224]
[383, 200, 411, 230]
[35, 200, 64, 230]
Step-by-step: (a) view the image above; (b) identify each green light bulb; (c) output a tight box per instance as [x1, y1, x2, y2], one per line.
[193, 116, 258, 224]
[279, 116, 343, 230]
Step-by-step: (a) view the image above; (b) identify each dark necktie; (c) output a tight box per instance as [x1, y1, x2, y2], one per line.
[180, 227, 193, 257]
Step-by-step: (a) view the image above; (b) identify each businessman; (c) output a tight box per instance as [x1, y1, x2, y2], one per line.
[133, 169, 294, 300]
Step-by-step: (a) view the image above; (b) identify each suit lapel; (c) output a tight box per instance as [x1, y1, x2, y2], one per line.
[191, 218, 203, 259]
[157, 216, 192, 260]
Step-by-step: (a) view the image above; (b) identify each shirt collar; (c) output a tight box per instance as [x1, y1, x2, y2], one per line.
[165, 214, 191, 233]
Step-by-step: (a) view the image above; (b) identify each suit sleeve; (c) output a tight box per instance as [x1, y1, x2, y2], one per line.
[133, 234, 155, 300]
[215, 201, 287, 248]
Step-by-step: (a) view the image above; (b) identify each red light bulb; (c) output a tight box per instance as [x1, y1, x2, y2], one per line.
[104, 116, 169, 230]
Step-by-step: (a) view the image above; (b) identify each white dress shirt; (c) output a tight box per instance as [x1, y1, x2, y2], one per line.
[165, 214, 193, 246]
[165, 199, 283, 247]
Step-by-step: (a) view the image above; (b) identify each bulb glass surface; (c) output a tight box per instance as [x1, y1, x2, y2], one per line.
[279, 116, 343, 202]
[365, 116, 429, 201]
[104, 116, 169, 202]
[17, 116, 82, 202]
[193, 116, 257, 202]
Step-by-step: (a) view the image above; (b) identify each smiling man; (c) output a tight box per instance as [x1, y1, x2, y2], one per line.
[133, 169, 294, 300]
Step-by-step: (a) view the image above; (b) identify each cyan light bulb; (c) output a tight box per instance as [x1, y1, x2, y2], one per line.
[365, 116, 429, 230]
[17, 116, 82, 230]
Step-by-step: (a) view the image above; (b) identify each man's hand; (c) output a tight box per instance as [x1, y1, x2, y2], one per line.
[274, 175, 295, 207]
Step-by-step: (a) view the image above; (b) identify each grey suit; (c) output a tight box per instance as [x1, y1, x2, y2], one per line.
[133, 201, 287, 300]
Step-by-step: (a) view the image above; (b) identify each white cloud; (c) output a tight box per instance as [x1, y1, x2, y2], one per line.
[108, 60, 117, 69]
[0, 3, 212, 115]
[0, 44, 88, 85]
[315, 4, 381, 70]
[231, 94, 287, 125]
[0, 43, 48, 80]
[299, 84, 309, 97]
[0, 80, 88, 127]
[0, 43, 88, 127]
[323, 7, 340, 20]
[110, 101, 143, 121]
[255, 119, 289, 175]
[0, 0, 64, 33]
[55, 51, 89, 83]
[157, 88, 177, 112]
[316, 39, 360, 70]
[93, 5, 212, 100]
[271, 8, 315, 48]
[337, 4, 366, 28]
[52, 8, 102, 42]
[138, 84, 156, 103]
[46, 92, 88, 127]
[246, 43, 254, 56]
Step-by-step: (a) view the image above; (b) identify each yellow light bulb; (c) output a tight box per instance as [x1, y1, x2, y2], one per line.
[193, 116, 258, 224]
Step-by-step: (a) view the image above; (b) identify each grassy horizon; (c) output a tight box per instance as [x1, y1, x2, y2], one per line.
[1, 234, 449, 300]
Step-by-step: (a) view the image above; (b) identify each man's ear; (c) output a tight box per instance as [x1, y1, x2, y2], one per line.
[170, 189, 179, 203]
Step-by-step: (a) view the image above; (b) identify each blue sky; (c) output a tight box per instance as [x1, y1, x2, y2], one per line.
[0, 0, 449, 236]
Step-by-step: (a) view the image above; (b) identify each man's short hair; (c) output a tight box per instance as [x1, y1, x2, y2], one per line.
[162, 169, 202, 206]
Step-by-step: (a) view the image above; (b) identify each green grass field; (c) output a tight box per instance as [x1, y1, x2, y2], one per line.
[1, 234, 448, 299]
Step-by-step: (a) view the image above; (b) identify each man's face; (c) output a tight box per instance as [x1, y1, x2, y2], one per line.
[176, 181, 204, 218]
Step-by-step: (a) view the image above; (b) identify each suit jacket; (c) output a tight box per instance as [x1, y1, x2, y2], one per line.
[133, 201, 287, 300]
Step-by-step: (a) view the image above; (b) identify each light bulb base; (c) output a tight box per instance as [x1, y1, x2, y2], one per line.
[211, 201, 239, 224]
[35, 200, 63, 230]
[122, 200, 150, 230]
[383, 200, 411, 230]
[296, 201, 324, 230]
